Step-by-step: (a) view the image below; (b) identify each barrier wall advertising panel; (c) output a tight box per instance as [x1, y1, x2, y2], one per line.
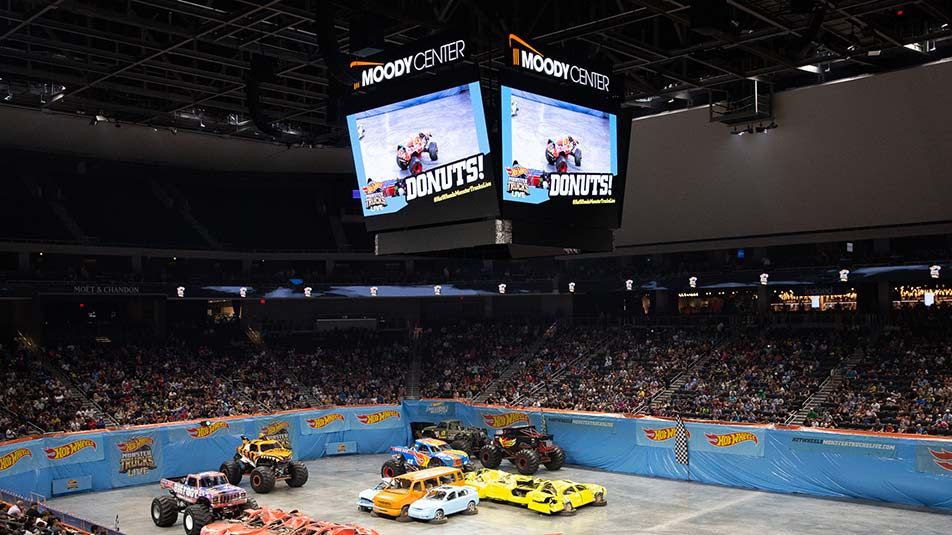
[2, 400, 951, 511]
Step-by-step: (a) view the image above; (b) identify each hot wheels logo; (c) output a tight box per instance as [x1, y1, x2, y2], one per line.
[483, 412, 529, 428]
[186, 421, 229, 439]
[643, 426, 690, 442]
[0, 448, 31, 471]
[357, 410, 401, 425]
[117, 436, 154, 453]
[705, 432, 759, 447]
[260, 421, 289, 436]
[45, 439, 97, 460]
[930, 449, 952, 471]
[307, 413, 344, 429]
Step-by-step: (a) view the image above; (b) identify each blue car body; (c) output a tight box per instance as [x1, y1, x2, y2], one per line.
[390, 438, 473, 470]
[408, 485, 480, 521]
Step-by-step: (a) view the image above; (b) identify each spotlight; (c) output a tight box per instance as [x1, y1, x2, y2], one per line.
[433, 285, 442, 296]
[839, 269, 850, 282]
[931, 265, 941, 279]
[760, 273, 769, 286]
[568, 282, 576, 294]
[370, 286, 378, 297]
[625, 279, 634, 291]
[304, 287, 312, 298]
[689, 276, 698, 288]
[498, 283, 507, 294]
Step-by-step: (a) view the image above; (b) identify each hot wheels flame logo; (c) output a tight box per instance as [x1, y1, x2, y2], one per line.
[483, 412, 529, 428]
[0, 448, 31, 471]
[357, 410, 401, 425]
[643, 426, 690, 442]
[117, 436, 154, 453]
[186, 421, 229, 439]
[45, 439, 97, 460]
[930, 449, 952, 471]
[260, 421, 289, 436]
[705, 432, 759, 447]
[307, 413, 344, 429]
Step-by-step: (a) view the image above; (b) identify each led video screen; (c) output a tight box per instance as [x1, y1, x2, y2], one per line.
[500, 86, 621, 227]
[347, 82, 497, 231]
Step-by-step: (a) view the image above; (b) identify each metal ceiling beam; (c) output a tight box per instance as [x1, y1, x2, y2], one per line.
[0, 0, 65, 43]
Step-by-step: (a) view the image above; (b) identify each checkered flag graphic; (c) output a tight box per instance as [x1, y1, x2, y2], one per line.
[674, 415, 690, 466]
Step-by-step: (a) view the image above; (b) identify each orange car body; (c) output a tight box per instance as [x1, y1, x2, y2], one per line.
[200, 508, 379, 535]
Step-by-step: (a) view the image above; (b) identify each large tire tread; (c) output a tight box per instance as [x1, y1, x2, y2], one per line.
[479, 444, 503, 469]
[219, 460, 242, 485]
[150, 495, 178, 528]
[514, 448, 541, 475]
[544, 446, 566, 471]
[182, 503, 213, 535]
[286, 461, 308, 488]
[250, 466, 276, 494]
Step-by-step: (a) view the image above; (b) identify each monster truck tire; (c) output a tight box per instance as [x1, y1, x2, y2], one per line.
[219, 460, 242, 485]
[573, 147, 582, 167]
[243, 498, 259, 512]
[182, 503, 213, 535]
[450, 439, 470, 453]
[544, 446, 566, 471]
[150, 495, 178, 527]
[555, 155, 568, 173]
[286, 461, 309, 487]
[428, 141, 439, 161]
[479, 444, 503, 469]
[250, 466, 276, 494]
[409, 155, 423, 175]
[381, 459, 405, 478]
[463, 462, 476, 473]
[514, 449, 541, 475]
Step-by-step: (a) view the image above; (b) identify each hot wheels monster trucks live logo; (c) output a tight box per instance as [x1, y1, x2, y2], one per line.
[483, 412, 529, 428]
[45, 439, 97, 460]
[705, 432, 759, 448]
[260, 421, 291, 447]
[0, 448, 31, 472]
[357, 410, 401, 425]
[186, 421, 229, 439]
[643, 426, 690, 442]
[116, 436, 157, 476]
[307, 413, 344, 429]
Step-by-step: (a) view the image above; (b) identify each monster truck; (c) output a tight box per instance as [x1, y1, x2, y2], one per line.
[478, 425, 565, 475]
[544, 135, 581, 173]
[151, 471, 258, 535]
[419, 420, 490, 456]
[219, 435, 308, 494]
[381, 438, 476, 478]
[396, 131, 438, 175]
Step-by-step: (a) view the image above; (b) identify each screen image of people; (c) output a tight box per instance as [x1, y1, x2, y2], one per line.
[347, 82, 492, 220]
[501, 86, 617, 205]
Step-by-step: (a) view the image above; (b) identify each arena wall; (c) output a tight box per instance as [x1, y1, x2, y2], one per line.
[619, 59, 952, 250]
[2, 401, 950, 511]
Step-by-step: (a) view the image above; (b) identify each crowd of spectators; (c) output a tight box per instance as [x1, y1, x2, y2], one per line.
[0, 347, 91, 439]
[6, 312, 952, 440]
[419, 322, 545, 399]
[1, 499, 89, 535]
[807, 324, 952, 435]
[649, 330, 853, 423]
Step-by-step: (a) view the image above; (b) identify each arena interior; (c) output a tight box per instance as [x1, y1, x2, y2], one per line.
[1, 1, 952, 534]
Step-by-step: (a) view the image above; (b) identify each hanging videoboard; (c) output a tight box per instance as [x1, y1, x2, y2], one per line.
[499, 34, 626, 229]
[346, 37, 498, 232]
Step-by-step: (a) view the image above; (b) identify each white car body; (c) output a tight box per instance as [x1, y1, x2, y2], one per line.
[408, 485, 479, 521]
[357, 478, 391, 511]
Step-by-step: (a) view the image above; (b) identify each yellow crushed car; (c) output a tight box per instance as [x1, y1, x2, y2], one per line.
[526, 479, 607, 515]
[464, 469, 606, 515]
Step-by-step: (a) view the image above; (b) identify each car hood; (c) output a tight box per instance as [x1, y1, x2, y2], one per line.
[435, 449, 470, 464]
[358, 488, 381, 501]
[209, 484, 245, 495]
[408, 498, 443, 510]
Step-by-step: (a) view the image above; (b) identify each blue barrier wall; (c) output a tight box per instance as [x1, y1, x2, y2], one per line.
[3, 400, 951, 511]
[0, 405, 408, 498]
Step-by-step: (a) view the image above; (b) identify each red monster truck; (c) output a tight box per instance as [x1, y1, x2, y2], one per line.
[545, 135, 581, 173]
[396, 131, 438, 175]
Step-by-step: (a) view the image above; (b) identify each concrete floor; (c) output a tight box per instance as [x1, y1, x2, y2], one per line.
[50, 454, 952, 535]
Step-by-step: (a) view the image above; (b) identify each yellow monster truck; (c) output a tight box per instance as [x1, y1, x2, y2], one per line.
[219, 435, 308, 494]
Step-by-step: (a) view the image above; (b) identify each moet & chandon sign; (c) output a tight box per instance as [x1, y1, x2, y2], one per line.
[350, 39, 466, 89]
[508, 34, 611, 93]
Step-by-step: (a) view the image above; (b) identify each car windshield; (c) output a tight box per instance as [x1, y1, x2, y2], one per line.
[374, 481, 389, 490]
[202, 475, 227, 487]
[259, 443, 279, 451]
[387, 479, 412, 490]
[425, 490, 447, 500]
[430, 443, 447, 452]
